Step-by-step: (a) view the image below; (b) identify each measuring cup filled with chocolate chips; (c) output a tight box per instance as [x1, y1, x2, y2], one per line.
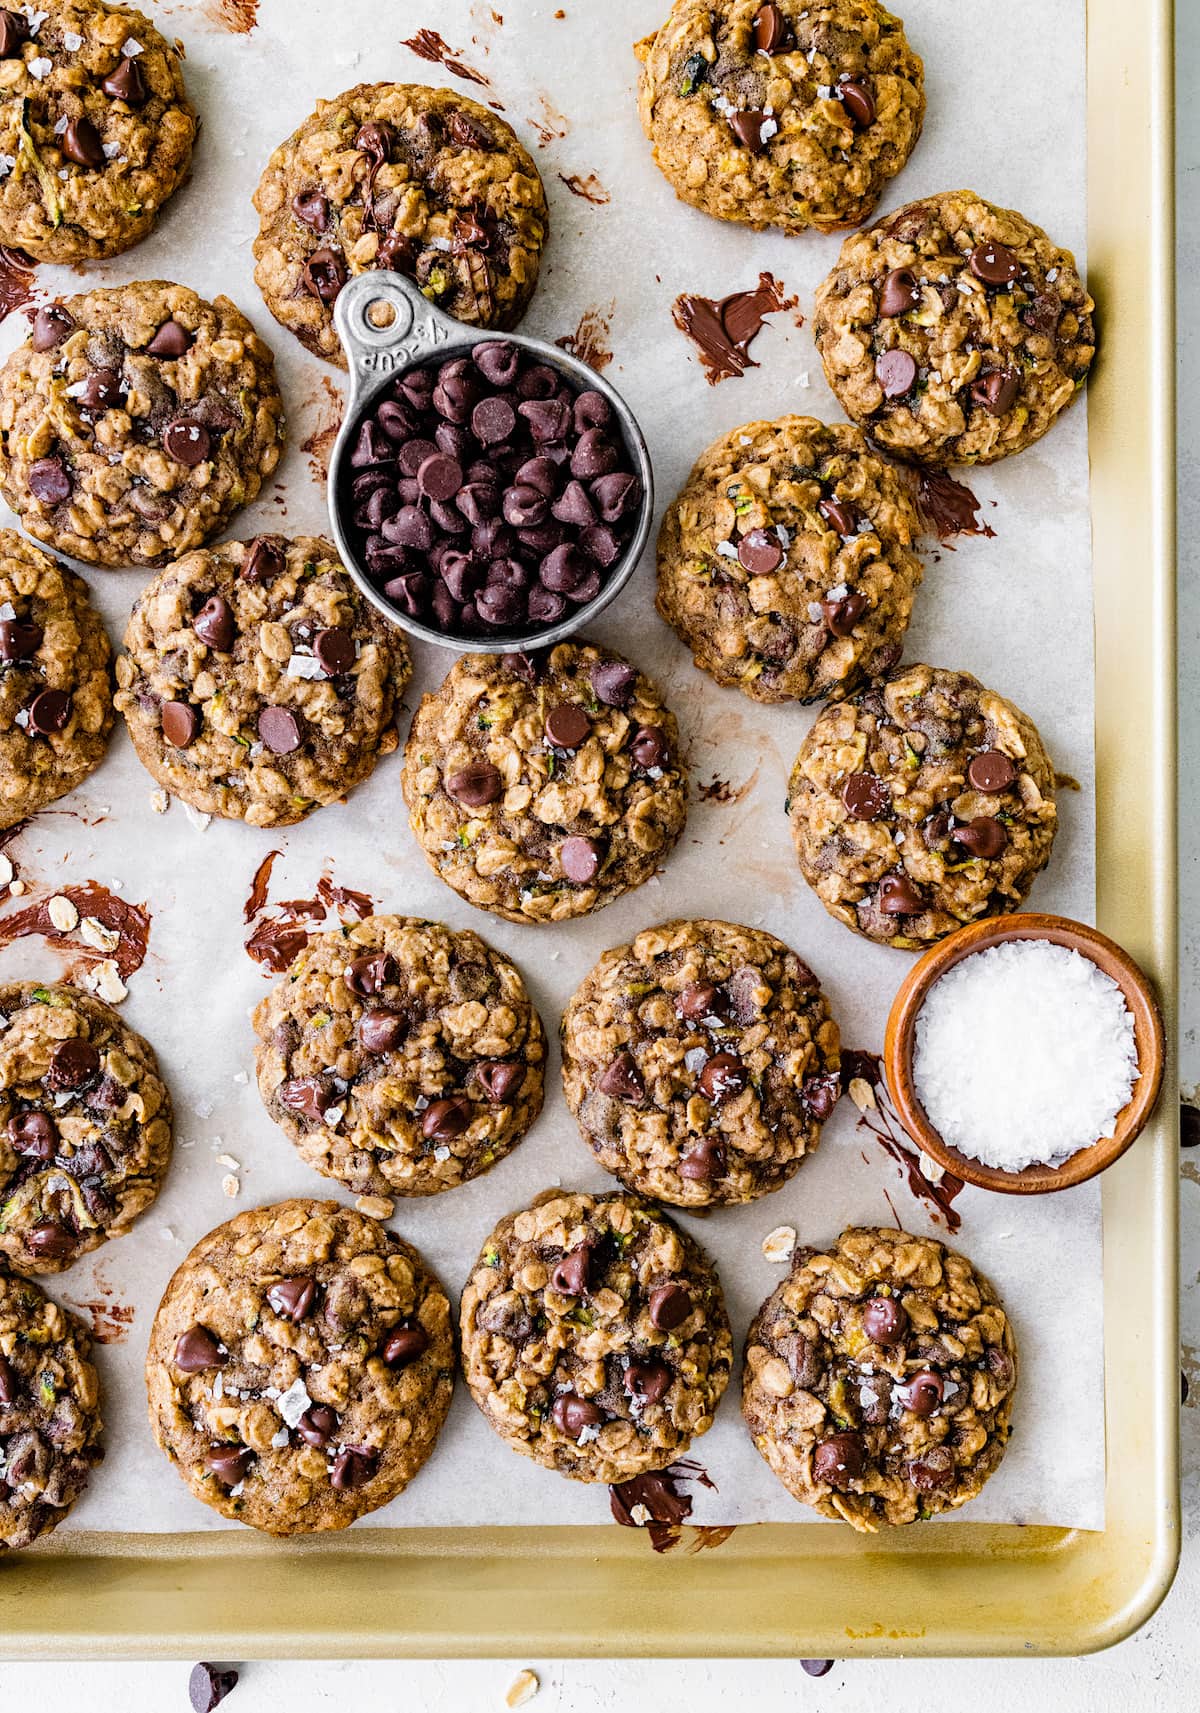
[328, 272, 654, 651]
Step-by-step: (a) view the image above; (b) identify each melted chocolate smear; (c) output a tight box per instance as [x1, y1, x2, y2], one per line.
[400, 28, 491, 86]
[64, 1295, 135, 1344]
[609, 1458, 724, 1554]
[843, 1049, 965, 1231]
[0, 819, 30, 853]
[1182, 1101, 1199, 1149]
[672, 272, 797, 385]
[0, 881, 150, 981]
[243, 849, 281, 923]
[555, 302, 614, 374]
[243, 859, 376, 975]
[300, 376, 344, 485]
[204, 0, 259, 32]
[0, 246, 35, 322]
[557, 172, 610, 205]
[914, 470, 996, 546]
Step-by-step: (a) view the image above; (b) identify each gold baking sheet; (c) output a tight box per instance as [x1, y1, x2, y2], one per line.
[0, 0, 1177, 1656]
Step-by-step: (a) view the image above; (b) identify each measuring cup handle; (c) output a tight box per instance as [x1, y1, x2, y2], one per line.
[332, 272, 465, 408]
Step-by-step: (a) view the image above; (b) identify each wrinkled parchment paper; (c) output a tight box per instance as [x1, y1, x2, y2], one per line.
[0, 0, 1102, 1533]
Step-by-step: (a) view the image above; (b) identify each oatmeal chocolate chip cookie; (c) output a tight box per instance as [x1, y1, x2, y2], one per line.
[252, 82, 549, 367]
[0, 1, 195, 264]
[813, 189, 1096, 465]
[635, 0, 924, 236]
[0, 528, 113, 827]
[461, 1189, 732, 1483]
[0, 281, 285, 570]
[0, 981, 172, 1276]
[114, 536, 411, 828]
[252, 916, 546, 1200]
[743, 1226, 1018, 1529]
[145, 1199, 454, 1534]
[560, 919, 841, 1208]
[656, 415, 923, 704]
[1, 1267, 103, 1550]
[402, 642, 689, 926]
[786, 663, 1058, 949]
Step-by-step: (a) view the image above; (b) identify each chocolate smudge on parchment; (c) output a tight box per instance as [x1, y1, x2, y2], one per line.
[609, 1458, 731, 1554]
[299, 374, 344, 484]
[697, 764, 760, 806]
[401, 28, 491, 88]
[555, 301, 614, 374]
[843, 1048, 964, 1231]
[0, 880, 151, 985]
[203, 0, 258, 32]
[0, 246, 35, 323]
[673, 272, 798, 384]
[527, 93, 569, 146]
[911, 469, 995, 546]
[243, 858, 375, 974]
[65, 1269, 135, 1344]
[557, 171, 610, 205]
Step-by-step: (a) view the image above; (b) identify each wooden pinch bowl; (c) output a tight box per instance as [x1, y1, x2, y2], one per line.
[882, 912, 1166, 1194]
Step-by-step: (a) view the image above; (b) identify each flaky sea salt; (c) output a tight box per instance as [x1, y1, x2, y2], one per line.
[912, 940, 1139, 1170]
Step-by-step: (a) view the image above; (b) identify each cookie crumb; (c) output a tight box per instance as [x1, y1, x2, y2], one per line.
[505, 1669, 540, 1707]
[150, 788, 170, 815]
[761, 1225, 796, 1264]
[355, 1194, 394, 1220]
[86, 959, 127, 1004]
[215, 1154, 240, 1170]
[220, 1174, 240, 1198]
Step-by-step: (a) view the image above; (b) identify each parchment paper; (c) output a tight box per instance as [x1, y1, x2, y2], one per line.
[0, 0, 1103, 1534]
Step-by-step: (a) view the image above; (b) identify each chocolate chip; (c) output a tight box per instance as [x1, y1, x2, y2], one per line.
[551, 1392, 603, 1440]
[878, 872, 925, 915]
[697, 1051, 747, 1103]
[968, 240, 1022, 285]
[923, 808, 953, 848]
[174, 1325, 225, 1373]
[678, 1137, 725, 1181]
[752, 2, 791, 52]
[102, 55, 148, 104]
[279, 1077, 331, 1123]
[841, 772, 889, 819]
[358, 1009, 406, 1053]
[951, 815, 1008, 858]
[258, 706, 301, 754]
[822, 591, 869, 636]
[421, 1095, 473, 1140]
[81, 366, 124, 411]
[241, 536, 285, 584]
[304, 247, 347, 303]
[728, 108, 769, 153]
[875, 348, 917, 398]
[560, 835, 604, 883]
[1022, 291, 1062, 336]
[906, 1446, 953, 1491]
[193, 595, 235, 652]
[473, 340, 521, 385]
[416, 451, 463, 502]
[737, 528, 784, 574]
[878, 266, 921, 318]
[970, 367, 1020, 416]
[443, 760, 503, 809]
[266, 1277, 317, 1322]
[62, 116, 105, 169]
[862, 1296, 908, 1345]
[27, 687, 71, 734]
[837, 78, 876, 127]
[382, 1323, 429, 1366]
[25, 1222, 73, 1260]
[475, 1059, 524, 1102]
[648, 1283, 691, 1331]
[801, 1662, 834, 1679]
[544, 704, 591, 749]
[0, 9, 29, 56]
[985, 1345, 1014, 1385]
[625, 1359, 672, 1404]
[550, 1245, 591, 1296]
[629, 724, 669, 770]
[345, 952, 396, 996]
[188, 1663, 239, 1713]
[28, 456, 71, 505]
[813, 1431, 865, 1487]
[6, 1110, 56, 1157]
[818, 498, 858, 537]
[163, 419, 211, 466]
[202, 1444, 252, 1490]
[47, 1038, 100, 1090]
[472, 395, 517, 445]
[675, 981, 725, 1022]
[161, 699, 200, 748]
[355, 120, 395, 162]
[897, 1370, 943, 1416]
[0, 1353, 16, 1403]
[331, 1446, 378, 1490]
[597, 1050, 645, 1103]
[32, 305, 74, 351]
[801, 1071, 841, 1120]
[0, 617, 42, 661]
[314, 625, 355, 676]
[147, 319, 193, 357]
[297, 1404, 338, 1448]
[968, 750, 1017, 792]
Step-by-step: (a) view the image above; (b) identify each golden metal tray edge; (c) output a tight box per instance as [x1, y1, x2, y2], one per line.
[0, 0, 1178, 1659]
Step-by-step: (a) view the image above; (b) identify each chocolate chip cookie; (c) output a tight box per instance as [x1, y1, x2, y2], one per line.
[0, 282, 286, 569]
[0, 981, 172, 1276]
[402, 643, 689, 925]
[656, 415, 923, 704]
[252, 916, 546, 1200]
[114, 536, 411, 828]
[460, 1189, 732, 1483]
[0, 528, 113, 827]
[252, 82, 549, 367]
[560, 919, 841, 1208]
[145, 1199, 454, 1534]
[812, 189, 1096, 465]
[786, 663, 1058, 949]
[1, 1267, 103, 1550]
[635, 0, 924, 235]
[743, 1226, 1018, 1529]
[0, 0, 195, 264]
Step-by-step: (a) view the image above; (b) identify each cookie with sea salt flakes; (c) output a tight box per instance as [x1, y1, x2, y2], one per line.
[145, 1198, 454, 1534]
[114, 535, 412, 827]
[0, 0, 195, 264]
[460, 1188, 732, 1484]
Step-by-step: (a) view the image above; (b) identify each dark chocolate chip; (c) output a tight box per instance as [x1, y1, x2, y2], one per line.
[279, 1077, 332, 1123]
[102, 55, 148, 104]
[630, 724, 669, 769]
[303, 247, 347, 304]
[822, 591, 869, 636]
[801, 1071, 841, 1121]
[970, 367, 1020, 416]
[355, 120, 396, 162]
[818, 497, 858, 536]
[570, 428, 619, 478]
[161, 700, 200, 748]
[837, 78, 876, 127]
[862, 1296, 908, 1345]
[573, 390, 611, 431]
[0, 617, 43, 661]
[841, 772, 889, 819]
[314, 625, 355, 676]
[728, 108, 768, 153]
[0, 9, 30, 57]
[738, 528, 784, 574]
[46, 1038, 100, 1090]
[597, 1050, 645, 1103]
[382, 1323, 429, 1367]
[188, 1663, 239, 1713]
[174, 1325, 225, 1373]
[812, 1431, 865, 1487]
[345, 952, 397, 996]
[81, 367, 124, 411]
[551, 1392, 603, 1440]
[875, 348, 917, 397]
[968, 240, 1023, 285]
[473, 341, 521, 385]
[331, 1445, 378, 1490]
[752, 2, 791, 53]
[266, 1277, 317, 1322]
[475, 1059, 524, 1102]
[32, 305, 74, 351]
[28, 457, 71, 505]
[697, 1051, 747, 1103]
[25, 1222, 74, 1260]
[878, 872, 925, 914]
[163, 419, 211, 466]
[951, 815, 1008, 858]
[550, 1245, 591, 1296]
[906, 1447, 954, 1491]
[257, 706, 302, 754]
[193, 595, 235, 652]
[897, 1370, 943, 1416]
[297, 1405, 338, 1448]
[421, 1095, 473, 1140]
[878, 267, 921, 318]
[648, 1283, 691, 1330]
[801, 1661, 834, 1679]
[968, 750, 1017, 792]
[358, 1008, 407, 1054]
[676, 981, 725, 1022]
[445, 760, 503, 808]
[472, 395, 517, 445]
[544, 703, 590, 749]
[62, 116, 106, 169]
[625, 1359, 672, 1404]
[241, 536, 285, 584]
[27, 687, 71, 734]
[147, 319, 193, 358]
[417, 451, 463, 501]
[6, 1110, 56, 1157]
[678, 1137, 725, 1181]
